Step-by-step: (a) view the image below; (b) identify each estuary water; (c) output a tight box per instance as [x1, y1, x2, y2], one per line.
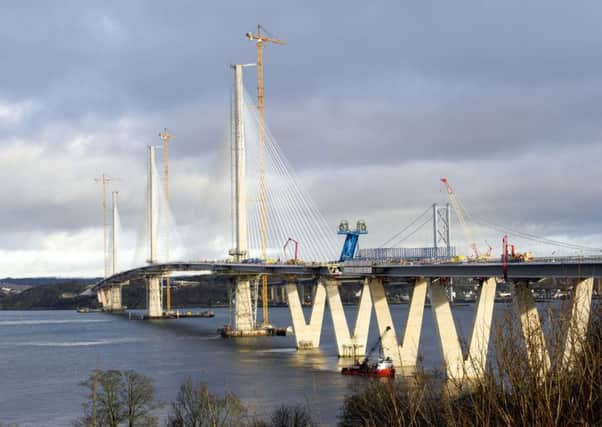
[0, 304, 503, 426]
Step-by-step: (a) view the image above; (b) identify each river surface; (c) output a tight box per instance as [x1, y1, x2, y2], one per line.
[0, 304, 509, 426]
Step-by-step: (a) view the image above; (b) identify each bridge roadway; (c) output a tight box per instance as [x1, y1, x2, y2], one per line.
[95, 258, 602, 289]
[94, 258, 601, 381]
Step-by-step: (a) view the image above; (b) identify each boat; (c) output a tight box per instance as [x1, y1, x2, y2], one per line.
[341, 357, 395, 377]
[76, 307, 102, 313]
[341, 326, 395, 378]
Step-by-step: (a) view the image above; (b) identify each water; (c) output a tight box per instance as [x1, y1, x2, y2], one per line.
[0, 304, 498, 426]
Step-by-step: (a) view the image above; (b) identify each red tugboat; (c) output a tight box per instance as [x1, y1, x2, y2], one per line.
[341, 326, 395, 378]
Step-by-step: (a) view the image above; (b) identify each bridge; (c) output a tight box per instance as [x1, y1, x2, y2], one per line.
[93, 63, 601, 381]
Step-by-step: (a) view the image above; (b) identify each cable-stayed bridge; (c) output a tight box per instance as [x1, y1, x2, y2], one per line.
[94, 64, 602, 380]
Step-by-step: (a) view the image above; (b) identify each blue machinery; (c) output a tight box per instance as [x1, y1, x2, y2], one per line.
[338, 220, 368, 261]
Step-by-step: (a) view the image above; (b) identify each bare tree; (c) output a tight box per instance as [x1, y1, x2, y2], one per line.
[168, 378, 247, 427]
[121, 370, 161, 427]
[75, 369, 161, 427]
[270, 405, 317, 427]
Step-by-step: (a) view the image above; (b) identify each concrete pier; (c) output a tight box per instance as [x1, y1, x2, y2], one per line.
[562, 277, 594, 369]
[514, 282, 550, 375]
[430, 277, 497, 379]
[234, 278, 255, 331]
[146, 276, 163, 318]
[326, 279, 372, 357]
[287, 280, 326, 349]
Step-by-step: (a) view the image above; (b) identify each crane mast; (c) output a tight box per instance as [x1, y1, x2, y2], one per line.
[246, 25, 285, 326]
[440, 178, 481, 259]
[159, 128, 175, 313]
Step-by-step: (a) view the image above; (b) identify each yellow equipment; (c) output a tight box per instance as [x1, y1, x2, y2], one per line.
[246, 25, 285, 326]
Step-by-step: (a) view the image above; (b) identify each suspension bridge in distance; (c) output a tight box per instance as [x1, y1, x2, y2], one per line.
[93, 57, 602, 381]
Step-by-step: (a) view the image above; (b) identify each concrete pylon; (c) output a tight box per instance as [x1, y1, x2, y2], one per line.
[369, 277, 428, 367]
[146, 276, 162, 318]
[287, 280, 326, 349]
[399, 277, 428, 366]
[109, 285, 122, 311]
[234, 278, 255, 331]
[514, 281, 550, 375]
[326, 279, 372, 357]
[430, 277, 497, 380]
[103, 288, 112, 310]
[562, 277, 594, 369]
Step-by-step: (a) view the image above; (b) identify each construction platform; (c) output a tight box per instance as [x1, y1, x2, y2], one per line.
[218, 325, 292, 338]
[142, 309, 215, 320]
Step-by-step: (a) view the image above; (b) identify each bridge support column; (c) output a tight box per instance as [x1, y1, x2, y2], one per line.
[562, 277, 594, 368]
[430, 277, 497, 380]
[146, 276, 163, 318]
[101, 288, 112, 311]
[109, 285, 122, 311]
[369, 277, 428, 367]
[287, 280, 326, 349]
[430, 279, 464, 379]
[513, 282, 550, 375]
[399, 277, 428, 366]
[465, 277, 497, 376]
[97, 289, 105, 307]
[326, 278, 372, 357]
[234, 278, 254, 331]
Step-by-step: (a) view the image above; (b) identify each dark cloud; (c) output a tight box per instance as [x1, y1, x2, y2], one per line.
[1, 0, 602, 274]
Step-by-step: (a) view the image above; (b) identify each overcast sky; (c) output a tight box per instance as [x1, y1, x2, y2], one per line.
[2, 1, 602, 277]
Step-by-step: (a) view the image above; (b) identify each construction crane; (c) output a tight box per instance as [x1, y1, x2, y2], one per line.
[246, 25, 285, 327]
[440, 178, 488, 260]
[283, 237, 299, 264]
[159, 128, 175, 313]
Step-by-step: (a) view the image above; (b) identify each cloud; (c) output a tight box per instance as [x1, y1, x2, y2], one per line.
[1, 0, 602, 275]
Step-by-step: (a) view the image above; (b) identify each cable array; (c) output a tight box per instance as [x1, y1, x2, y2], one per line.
[242, 91, 339, 261]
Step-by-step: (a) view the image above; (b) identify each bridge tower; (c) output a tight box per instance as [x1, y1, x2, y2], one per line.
[108, 191, 123, 311]
[146, 145, 163, 318]
[228, 64, 254, 332]
[433, 203, 452, 256]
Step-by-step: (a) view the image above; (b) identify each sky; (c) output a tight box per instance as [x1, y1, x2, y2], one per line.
[2, 1, 602, 277]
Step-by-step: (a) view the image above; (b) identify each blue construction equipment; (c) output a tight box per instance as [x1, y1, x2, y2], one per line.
[338, 220, 368, 261]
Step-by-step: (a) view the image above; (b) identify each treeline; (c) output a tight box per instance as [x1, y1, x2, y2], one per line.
[74, 368, 317, 427]
[0, 282, 94, 310]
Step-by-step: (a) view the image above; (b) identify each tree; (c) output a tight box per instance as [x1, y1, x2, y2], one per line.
[270, 405, 316, 427]
[167, 379, 247, 427]
[121, 370, 161, 427]
[75, 369, 161, 427]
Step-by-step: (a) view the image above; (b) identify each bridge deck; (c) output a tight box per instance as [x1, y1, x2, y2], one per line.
[95, 259, 602, 289]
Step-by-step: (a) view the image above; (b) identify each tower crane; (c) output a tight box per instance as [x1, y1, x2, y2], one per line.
[440, 178, 489, 260]
[159, 128, 175, 313]
[246, 25, 285, 327]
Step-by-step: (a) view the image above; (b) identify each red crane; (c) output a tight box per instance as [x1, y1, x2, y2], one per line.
[283, 237, 299, 261]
